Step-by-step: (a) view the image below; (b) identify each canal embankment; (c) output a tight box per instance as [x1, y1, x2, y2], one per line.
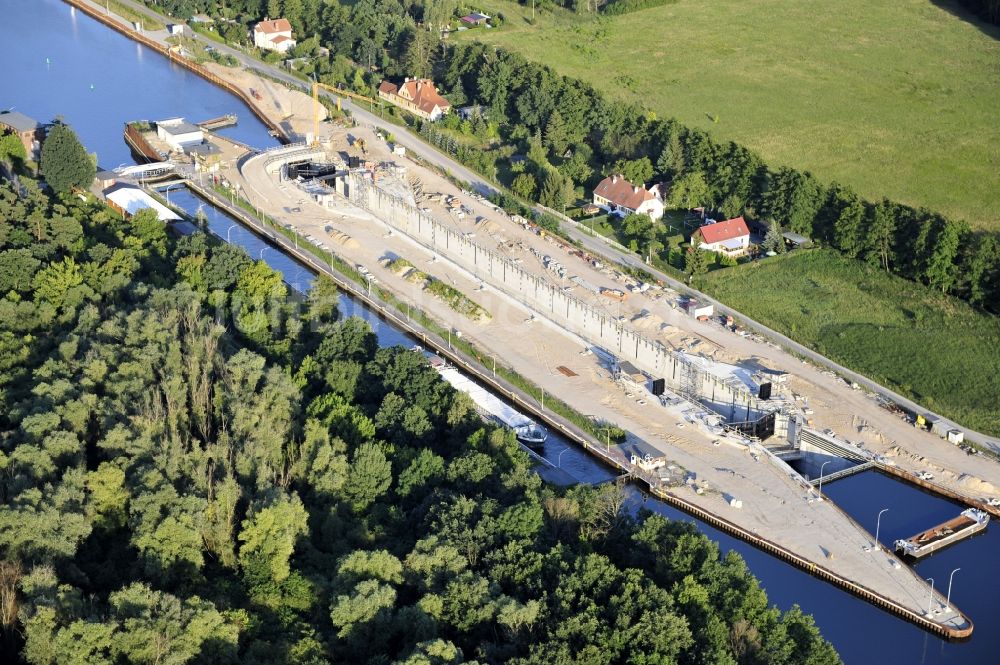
[176, 177, 973, 640]
[62, 0, 289, 141]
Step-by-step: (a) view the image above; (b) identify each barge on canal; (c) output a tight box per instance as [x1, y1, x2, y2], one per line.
[425, 352, 547, 448]
[894, 508, 989, 559]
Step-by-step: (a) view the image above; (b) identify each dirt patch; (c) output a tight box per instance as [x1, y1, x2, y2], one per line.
[329, 231, 359, 249]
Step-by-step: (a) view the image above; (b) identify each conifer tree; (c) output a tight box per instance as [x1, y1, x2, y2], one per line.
[40, 122, 93, 193]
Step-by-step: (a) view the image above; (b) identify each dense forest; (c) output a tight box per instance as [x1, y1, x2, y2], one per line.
[0, 122, 841, 662]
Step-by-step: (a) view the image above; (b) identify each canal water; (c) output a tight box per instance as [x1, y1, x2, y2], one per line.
[0, 0, 276, 168]
[5, 1, 997, 663]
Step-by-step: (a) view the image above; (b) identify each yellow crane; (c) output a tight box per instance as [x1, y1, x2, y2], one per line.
[310, 81, 379, 145]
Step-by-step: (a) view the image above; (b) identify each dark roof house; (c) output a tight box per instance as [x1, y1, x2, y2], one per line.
[0, 111, 44, 159]
[592, 174, 664, 220]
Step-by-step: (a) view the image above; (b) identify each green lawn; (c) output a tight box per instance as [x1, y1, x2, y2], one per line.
[695, 250, 1000, 435]
[461, 0, 1000, 229]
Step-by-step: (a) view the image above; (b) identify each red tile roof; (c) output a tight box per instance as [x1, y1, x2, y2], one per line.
[379, 79, 451, 116]
[254, 18, 292, 34]
[593, 175, 658, 211]
[696, 216, 750, 244]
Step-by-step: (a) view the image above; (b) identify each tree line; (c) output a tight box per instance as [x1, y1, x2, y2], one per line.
[0, 123, 841, 662]
[433, 42, 998, 310]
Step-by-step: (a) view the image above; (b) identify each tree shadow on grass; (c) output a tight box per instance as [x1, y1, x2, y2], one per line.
[929, 1, 1000, 40]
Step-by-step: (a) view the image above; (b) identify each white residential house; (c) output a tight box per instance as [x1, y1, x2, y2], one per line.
[592, 174, 664, 221]
[253, 18, 296, 53]
[692, 216, 751, 257]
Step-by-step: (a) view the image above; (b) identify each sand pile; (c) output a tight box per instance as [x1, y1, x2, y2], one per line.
[631, 310, 665, 331]
[329, 231, 359, 249]
[477, 218, 503, 234]
[956, 474, 997, 494]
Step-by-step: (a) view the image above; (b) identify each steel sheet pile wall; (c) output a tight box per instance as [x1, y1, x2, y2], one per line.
[348, 175, 765, 420]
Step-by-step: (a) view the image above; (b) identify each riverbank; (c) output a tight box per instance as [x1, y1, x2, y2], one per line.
[62, 0, 289, 140]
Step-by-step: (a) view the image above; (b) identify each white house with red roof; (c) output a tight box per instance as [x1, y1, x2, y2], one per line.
[592, 174, 664, 221]
[693, 216, 751, 257]
[253, 18, 296, 53]
[378, 78, 451, 121]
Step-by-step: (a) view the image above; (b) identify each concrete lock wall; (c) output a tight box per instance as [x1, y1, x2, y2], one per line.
[346, 175, 766, 422]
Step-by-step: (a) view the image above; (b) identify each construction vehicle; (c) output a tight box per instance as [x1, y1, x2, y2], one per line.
[600, 288, 628, 302]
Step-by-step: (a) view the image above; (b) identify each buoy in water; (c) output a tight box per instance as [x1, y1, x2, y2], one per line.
[90, 84, 95, 90]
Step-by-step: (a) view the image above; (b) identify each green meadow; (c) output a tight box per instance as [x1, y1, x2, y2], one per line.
[462, 0, 1000, 229]
[695, 250, 1000, 435]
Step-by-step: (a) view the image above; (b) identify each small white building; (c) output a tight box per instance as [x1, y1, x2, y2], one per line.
[253, 18, 296, 53]
[155, 118, 204, 151]
[103, 184, 180, 222]
[592, 174, 664, 221]
[692, 216, 751, 257]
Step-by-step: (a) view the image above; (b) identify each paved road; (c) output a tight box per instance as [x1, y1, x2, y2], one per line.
[104, 0, 1000, 452]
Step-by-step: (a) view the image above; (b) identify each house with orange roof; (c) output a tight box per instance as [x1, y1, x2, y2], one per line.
[378, 78, 451, 121]
[592, 174, 664, 221]
[253, 18, 296, 53]
[692, 216, 751, 257]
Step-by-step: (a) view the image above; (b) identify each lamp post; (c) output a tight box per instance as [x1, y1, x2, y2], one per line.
[817, 460, 832, 497]
[226, 224, 237, 243]
[871, 508, 889, 552]
[491, 354, 496, 378]
[946, 568, 961, 611]
[557, 448, 569, 468]
[926, 577, 936, 616]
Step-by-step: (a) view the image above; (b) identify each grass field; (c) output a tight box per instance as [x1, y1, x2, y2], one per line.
[695, 250, 1000, 435]
[461, 0, 1000, 229]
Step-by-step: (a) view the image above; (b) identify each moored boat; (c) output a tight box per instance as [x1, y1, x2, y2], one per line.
[894, 508, 989, 559]
[514, 421, 548, 448]
[422, 350, 548, 449]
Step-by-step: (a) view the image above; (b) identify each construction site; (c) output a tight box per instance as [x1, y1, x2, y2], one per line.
[106, 60, 1000, 637]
